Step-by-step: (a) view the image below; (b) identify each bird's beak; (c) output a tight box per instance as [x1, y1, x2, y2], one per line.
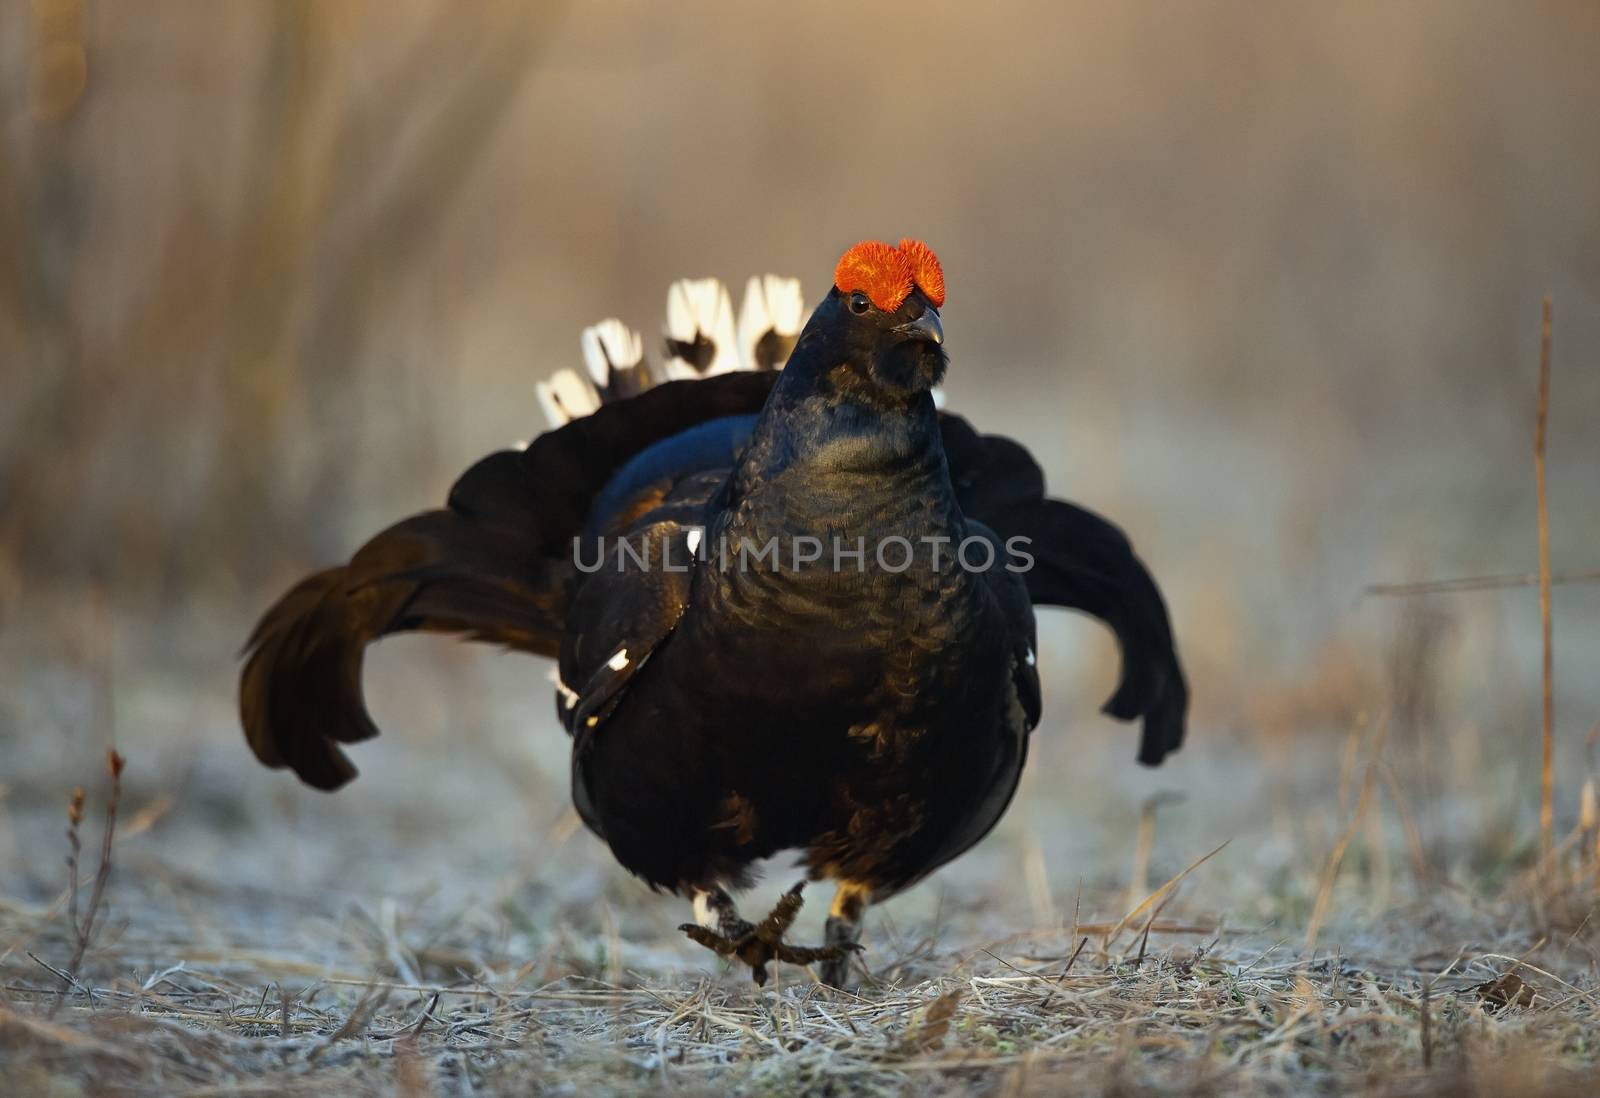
[894, 307, 944, 346]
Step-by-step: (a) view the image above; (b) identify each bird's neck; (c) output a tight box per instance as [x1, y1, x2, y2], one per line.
[721, 367, 962, 544]
[737, 354, 944, 473]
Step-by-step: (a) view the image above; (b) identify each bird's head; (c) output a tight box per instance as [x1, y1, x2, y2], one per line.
[797, 239, 947, 401]
[733, 239, 950, 486]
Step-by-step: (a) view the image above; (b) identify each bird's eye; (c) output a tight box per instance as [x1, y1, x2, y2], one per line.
[848, 292, 871, 315]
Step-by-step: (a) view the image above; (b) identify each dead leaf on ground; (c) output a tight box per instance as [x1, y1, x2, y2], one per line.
[903, 988, 964, 1052]
[1475, 971, 1536, 1011]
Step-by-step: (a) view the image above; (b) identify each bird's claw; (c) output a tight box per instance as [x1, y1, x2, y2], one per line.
[678, 882, 862, 985]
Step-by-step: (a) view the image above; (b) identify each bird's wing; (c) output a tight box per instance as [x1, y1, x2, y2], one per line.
[558, 520, 699, 735]
[240, 374, 775, 790]
[940, 413, 1188, 766]
[585, 415, 758, 538]
[556, 419, 760, 736]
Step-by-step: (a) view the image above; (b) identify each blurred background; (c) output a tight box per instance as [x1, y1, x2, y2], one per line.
[2, 0, 1598, 950]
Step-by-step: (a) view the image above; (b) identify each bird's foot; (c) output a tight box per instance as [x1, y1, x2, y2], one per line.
[678, 882, 863, 986]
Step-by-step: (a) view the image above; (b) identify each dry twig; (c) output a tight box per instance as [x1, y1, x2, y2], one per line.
[51, 750, 125, 1015]
[1535, 296, 1554, 863]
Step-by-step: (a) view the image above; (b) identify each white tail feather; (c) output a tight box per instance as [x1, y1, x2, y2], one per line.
[737, 275, 805, 371]
[542, 270, 809, 431]
[581, 318, 644, 387]
[662, 278, 738, 380]
[536, 368, 601, 428]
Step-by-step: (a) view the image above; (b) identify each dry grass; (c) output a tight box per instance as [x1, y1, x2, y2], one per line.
[2, 731, 1598, 1096]
[3, 895, 1597, 1096]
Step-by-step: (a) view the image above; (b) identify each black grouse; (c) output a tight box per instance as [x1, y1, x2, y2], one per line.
[240, 239, 1188, 986]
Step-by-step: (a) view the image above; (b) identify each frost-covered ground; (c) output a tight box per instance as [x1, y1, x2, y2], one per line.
[2, 590, 1597, 1095]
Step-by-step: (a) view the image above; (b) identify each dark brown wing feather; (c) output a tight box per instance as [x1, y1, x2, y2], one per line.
[939, 412, 1188, 765]
[240, 374, 776, 790]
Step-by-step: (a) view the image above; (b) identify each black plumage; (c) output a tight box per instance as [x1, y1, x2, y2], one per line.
[240, 246, 1187, 986]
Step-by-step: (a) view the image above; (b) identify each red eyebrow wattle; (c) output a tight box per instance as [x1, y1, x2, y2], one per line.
[832, 239, 945, 312]
[897, 238, 945, 309]
[833, 241, 915, 312]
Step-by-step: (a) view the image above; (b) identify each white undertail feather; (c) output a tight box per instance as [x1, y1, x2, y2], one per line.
[536, 368, 601, 429]
[537, 270, 849, 430]
[581, 318, 645, 387]
[547, 665, 579, 709]
[661, 278, 739, 380]
[736, 275, 805, 370]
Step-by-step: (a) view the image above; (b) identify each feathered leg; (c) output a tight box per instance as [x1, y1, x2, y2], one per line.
[819, 881, 871, 988]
